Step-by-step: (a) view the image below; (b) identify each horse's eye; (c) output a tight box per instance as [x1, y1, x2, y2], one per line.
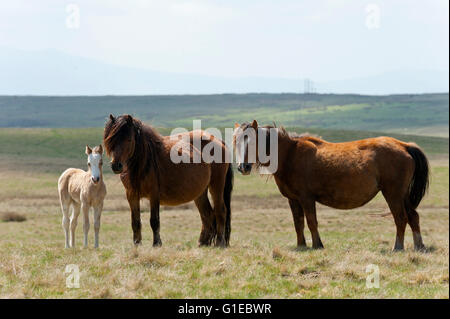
[88, 163, 91, 166]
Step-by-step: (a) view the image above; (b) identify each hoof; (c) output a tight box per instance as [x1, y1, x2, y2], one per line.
[198, 241, 212, 247]
[153, 240, 162, 247]
[414, 244, 426, 252]
[214, 241, 227, 248]
[312, 242, 324, 250]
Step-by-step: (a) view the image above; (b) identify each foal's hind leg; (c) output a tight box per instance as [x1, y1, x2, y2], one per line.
[405, 202, 425, 251]
[288, 199, 306, 248]
[70, 202, 81, 248]
[194, 190, 216, 246]
[302, 199, 324, 249]
[60, 199, 71, 248]
[382, 191, 407, 251]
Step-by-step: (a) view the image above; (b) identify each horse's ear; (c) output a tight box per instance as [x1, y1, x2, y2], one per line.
[251, 119, 258, 129]
[85, 145, 92, 155]
[125, 114, 133, 125]
[98, 144, 103, 154]
[234, 122, 240, 129]
[109, 114, 115, 122]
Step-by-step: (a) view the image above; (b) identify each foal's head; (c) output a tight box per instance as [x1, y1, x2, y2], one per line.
[233, 120, 259, 175]
[103, 114, 139, 174]
[86, 145, 103, 184]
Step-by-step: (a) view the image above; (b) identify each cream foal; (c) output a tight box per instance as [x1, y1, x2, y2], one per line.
[58, 145, 107, 248]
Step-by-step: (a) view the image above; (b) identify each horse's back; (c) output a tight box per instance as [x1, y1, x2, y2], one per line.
[287, 136, 414, 209]
[58, 168, 86, 202]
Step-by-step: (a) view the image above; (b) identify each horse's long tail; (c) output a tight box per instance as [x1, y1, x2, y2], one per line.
[406, 144, 430, 209]
[223, 163, 234, 246]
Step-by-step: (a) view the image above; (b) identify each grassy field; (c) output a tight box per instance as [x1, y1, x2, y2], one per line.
[0, 93, 448, 136]
[0, 128, 448, 298]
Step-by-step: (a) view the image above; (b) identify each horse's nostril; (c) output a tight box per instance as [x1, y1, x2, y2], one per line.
[111, 162, 123, 173]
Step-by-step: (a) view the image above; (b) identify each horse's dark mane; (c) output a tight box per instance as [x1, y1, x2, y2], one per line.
[104, 115, 162, 196]
[238, 122, 323, 169]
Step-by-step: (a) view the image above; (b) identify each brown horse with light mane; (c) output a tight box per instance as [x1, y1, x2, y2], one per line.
[234, 120, 429, 251]
[103, 114, 233, 247]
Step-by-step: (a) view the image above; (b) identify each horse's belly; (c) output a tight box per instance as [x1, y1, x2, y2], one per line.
[317, 190, 379, 209]
[159, 164, 211, 206]
[314, 176, 379, 209]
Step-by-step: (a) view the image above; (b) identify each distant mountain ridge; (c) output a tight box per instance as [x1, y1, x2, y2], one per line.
[0, 48, 448, 95]
[0, 93, 447, 137]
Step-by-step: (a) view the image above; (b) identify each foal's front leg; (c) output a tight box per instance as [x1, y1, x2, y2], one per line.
[93, 203, 103, 248]
[150, 198, 162, 247]
[82, 203, 90, 248]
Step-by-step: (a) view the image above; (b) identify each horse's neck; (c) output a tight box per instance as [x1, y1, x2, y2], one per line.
[271, 133, 295, 177]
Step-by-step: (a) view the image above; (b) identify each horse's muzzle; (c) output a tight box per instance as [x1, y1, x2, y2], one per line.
[237, 163, 252, 175]
[91, 176, 100, 184]
[111, 162, 123, 174]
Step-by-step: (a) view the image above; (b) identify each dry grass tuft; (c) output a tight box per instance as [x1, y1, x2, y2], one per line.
[1, 212, 27, 222]
[272, 247, 283, 260]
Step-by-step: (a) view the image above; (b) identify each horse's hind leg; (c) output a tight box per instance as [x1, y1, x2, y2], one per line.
[302, 199, 324, 249]
[288, 199, 306, 249]
[60, 199, 71, 249]
[209, 184, 227, 248]
[150, 198, 162, 247]
[382, 191, 407, 251]
[70, 201, 81, 248]
[194, 190, 216, 246]
[405, 202, 425, 251]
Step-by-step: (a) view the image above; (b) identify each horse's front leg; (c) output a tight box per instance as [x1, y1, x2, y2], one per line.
[127, 195, 142, 245]
[150, 198, 162, 247]
[302, 199, 324, 249]
[288, 199, 306, 249]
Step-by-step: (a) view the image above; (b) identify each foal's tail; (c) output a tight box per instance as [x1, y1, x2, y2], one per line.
[223, 164, 234, 246]
[406, 144, 430, 209]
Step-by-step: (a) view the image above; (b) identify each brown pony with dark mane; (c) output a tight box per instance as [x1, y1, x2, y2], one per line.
[234, 120, 429, 251]
[104, 114, 233, 247]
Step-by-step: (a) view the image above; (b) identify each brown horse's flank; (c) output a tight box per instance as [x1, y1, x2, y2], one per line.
[104, 114, 233, 247]
[235, 121, 429, 251]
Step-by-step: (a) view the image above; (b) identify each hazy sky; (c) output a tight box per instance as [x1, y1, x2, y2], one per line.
[0, 0, 448, 81]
